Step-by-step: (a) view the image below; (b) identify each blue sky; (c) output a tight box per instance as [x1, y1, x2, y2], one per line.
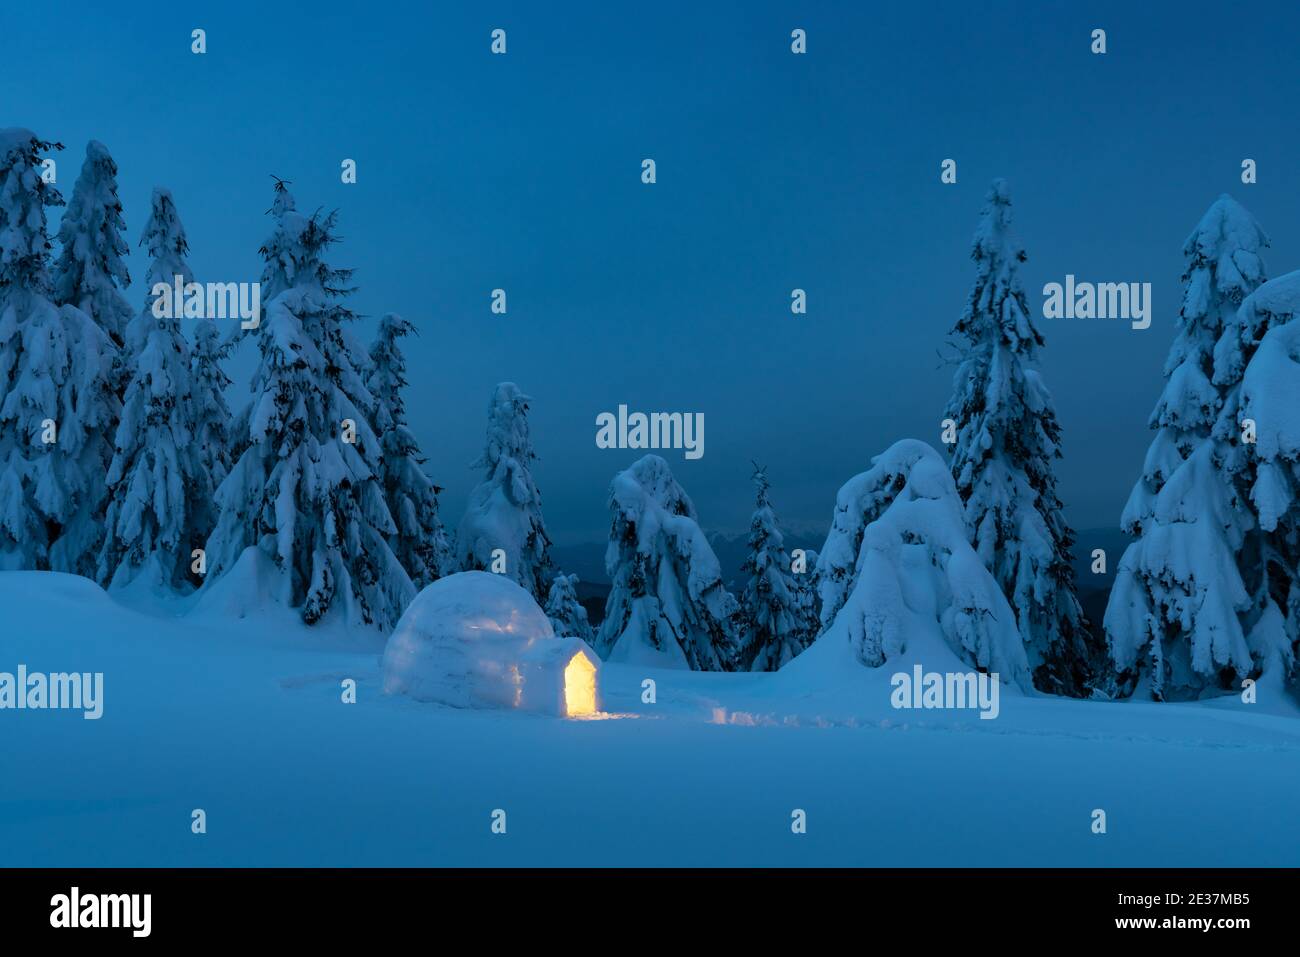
[7, 0, 1300, 543]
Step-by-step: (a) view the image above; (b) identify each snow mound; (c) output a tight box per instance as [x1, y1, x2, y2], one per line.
[192, 546, 292, 621]
[0, 570, 113, 610]
[803, 440, 1031, 689]
[382, 571, 601, 716]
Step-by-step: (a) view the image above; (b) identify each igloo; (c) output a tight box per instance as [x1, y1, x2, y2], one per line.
[381, 571, 603, 717]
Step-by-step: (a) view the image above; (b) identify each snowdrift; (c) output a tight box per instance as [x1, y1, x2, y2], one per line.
[193, 546, 305, 621]
[5, 566, 1300, 867]
[795, 439, 1031, 690]
[381, 571, 602, 717]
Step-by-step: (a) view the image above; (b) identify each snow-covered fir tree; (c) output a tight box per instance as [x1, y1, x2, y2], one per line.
[257, 176, 302, 303]
[48, 140, 131, 574]
[53, 140, 132, 348]
[205, 181, 413, 630]
[942, 179, 1090, 695]
[367, 312, 448, 590]
[1232, 273, 1300, 686]
[456, 382, 554, 601]
[0, 130, 119, 575]
[544, 572, 596, 643]
[595, 454, 742, 670]
[1121, 195, 1268, 533]
[98, 188, 214, 589]
[794, 545, 820, 639]
[739, 463, 816, 671]
[0, 130, 63, 568]
[191, 318, 233, 496]
[1106, 264, 1300, 699]
[1105, 196, 1273, 700]
[815, 440, 1032, 688]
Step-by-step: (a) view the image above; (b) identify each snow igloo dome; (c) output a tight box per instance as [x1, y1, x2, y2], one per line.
[381, 571, 602, 717]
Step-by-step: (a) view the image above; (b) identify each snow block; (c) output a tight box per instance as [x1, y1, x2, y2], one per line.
[381, 571, 602, 717]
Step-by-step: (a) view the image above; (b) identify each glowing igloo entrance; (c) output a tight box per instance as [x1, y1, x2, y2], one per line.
[381, 572, 602, 717]
[564, 651, 597, 717]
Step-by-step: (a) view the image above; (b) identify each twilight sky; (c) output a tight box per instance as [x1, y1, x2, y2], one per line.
[8, 0, 1300, 544]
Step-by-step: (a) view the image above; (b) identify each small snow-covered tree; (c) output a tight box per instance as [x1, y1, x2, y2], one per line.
[815, 440, 1032, 687]
[191, 318, 233, 495]
[367, 313, 448, 589]
[205, 181, 413, 630]
[456, 382, 554, 601]
[739, 463, 816, 671]
[942, 179, 1089, 695]
[98, 188, 212, 589]
[258, 176, 301, 303]
[0, 130, 119, 575]
[595, 454, 742, 670]
[1121, 195, 1268, 533]
[794, 545, 820, 638]
[53, 140, 132, 348]
[544, 573, 596, 643]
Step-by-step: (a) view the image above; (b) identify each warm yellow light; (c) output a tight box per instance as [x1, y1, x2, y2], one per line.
[564, 653, 597, 717]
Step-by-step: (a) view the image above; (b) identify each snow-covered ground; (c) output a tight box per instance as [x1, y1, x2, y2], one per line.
[2, 570, 1297, 867]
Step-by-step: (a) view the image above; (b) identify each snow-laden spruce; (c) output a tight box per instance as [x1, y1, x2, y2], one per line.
[595, 454, 742, 670]
[942, 179, 1089, 695]
[1105, 444, 1254, 696]
[814, 439, 1031, 687]
[1106, 269, 1300, 698]
[795, 545, 820, 640]
[1121, 195, 1269, 533]
[98, 188, 216, 591]
[368, 313, 449, 590]
[52, 141, 132, 348]
[258, 177, 303, 304]
[0, 130, 119, 575]
[1105, 195, 1272, 699]
[205, 182, 413, 631]
[190, 318, 233, 495]
[456, 382, 554, 601]
[544, 572, 596, 643]
[739, 463, 817, 671]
